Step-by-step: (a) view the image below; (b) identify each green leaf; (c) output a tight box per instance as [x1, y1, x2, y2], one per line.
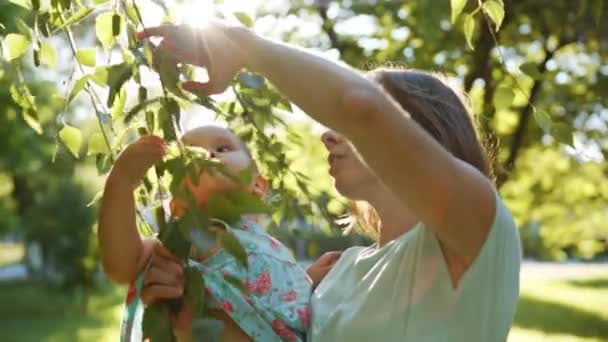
[23, 108, 42, 134]
[184, 266, 206, 315]
[96, 154, 112, 174]
[7, 0, 31, 10]
[221, 231, 248, 268]
[4, 33, 30, 61]
[87, 191, 103, 207]
[88, 132, 110, 155]
[76, 48, 96, 67]
[552, 123, 574, 146]
[154, 48, 184, 96]
[59, 124, 83, 158]
[520, 62, 543, 80]
[93, 0, 109, 4]
[160, 220, 191, 260]
[234, 12, 253, 28]
[105, 63, 133, 107]
[40, 42, 57, 68]
[493, 86, 514, 111]
[142, 304, 175, 342]
[482, 0, 505, 31]
[533, 109, 552, 133]
[451, 0, 467, 23]
[111, 87, 127, 119]
[192, 319, 224, 342]
[96, 12, 123, 50]
[54, 8, 94, 31]
[68, 75, 89, 104]
[463, 14, 476, 50]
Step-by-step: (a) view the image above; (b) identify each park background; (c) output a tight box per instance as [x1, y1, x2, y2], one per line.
[0, 0, 607, 341]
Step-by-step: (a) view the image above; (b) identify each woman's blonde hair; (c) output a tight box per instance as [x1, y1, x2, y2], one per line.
[348, 68, 493, 238]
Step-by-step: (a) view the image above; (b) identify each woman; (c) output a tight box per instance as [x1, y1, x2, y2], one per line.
[135, 21, 521, 341]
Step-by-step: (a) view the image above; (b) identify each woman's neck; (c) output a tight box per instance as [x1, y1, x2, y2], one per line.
[364, 185, 418, 247]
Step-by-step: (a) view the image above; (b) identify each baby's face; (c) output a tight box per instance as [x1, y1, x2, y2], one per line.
[180, 126, 254, 204]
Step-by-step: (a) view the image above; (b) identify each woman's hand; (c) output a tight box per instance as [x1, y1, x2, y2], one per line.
[306, 251, 342, 287]
[137, 21, 249, 96]
[109, 135, 166, 189]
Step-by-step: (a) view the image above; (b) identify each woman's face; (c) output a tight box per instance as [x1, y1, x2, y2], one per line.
[321, 130, 377, 199]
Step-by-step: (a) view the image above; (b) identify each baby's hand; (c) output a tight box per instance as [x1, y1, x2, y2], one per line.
[109, 135, 166, 188]
[307, 251, 342, 287]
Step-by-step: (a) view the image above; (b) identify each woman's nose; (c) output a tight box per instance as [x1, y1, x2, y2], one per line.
[321, 130, 342, 147]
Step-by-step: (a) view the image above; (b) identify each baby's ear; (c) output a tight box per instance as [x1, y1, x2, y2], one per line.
[251, 175, 269, 198]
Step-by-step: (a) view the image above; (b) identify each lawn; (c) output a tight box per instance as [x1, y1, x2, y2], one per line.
[0, 274, 606, 341]
[508, 276, 608, 341]
[0, 281, 125, 342]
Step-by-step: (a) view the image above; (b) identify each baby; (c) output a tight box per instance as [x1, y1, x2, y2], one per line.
[98, 126, 312, 341]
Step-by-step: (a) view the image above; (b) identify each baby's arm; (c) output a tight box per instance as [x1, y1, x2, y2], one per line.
[98, 135, 166, 284]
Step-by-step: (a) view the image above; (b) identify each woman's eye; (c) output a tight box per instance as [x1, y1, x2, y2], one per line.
[216, 145, 231, 153]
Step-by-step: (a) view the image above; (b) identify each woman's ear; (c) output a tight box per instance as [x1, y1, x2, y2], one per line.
[251, 175, 269, 198]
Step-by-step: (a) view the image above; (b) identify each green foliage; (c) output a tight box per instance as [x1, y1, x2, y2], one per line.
[58, 124, 83, 158]
[4, 33, 30, 60]
[75, 48, 96, 67]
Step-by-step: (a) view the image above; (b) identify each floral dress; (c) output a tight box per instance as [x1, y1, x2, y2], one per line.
[120, 219, 312, 341]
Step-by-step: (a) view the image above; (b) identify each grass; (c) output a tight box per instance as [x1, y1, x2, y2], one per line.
[0, 281, 125, 342]
[508, 276, 608, 341]
[0, 271, 606, 341]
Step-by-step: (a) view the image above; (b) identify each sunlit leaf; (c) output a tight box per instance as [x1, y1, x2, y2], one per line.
[88, 132, 110, 155]
[463, 14, 475, 50]
[112, 87, 127, 119]
[59, 124, 83, 158]
[4, 33, 30, 61]
[493, 86, 514, 111]
[54, 8, 94, 31]
[87, 191, 103, 207]
[76, 48, 96, 67]
[40, 42, 57, 68]
[533, 109, 551, 133]
[68, 75, 90, 104]
[451, 0, 467, 23]
[234, 12, 253, 27]
[96, 12, 124, 50]
[23, 108, 42, 134]
[482, 0, 505, 31]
